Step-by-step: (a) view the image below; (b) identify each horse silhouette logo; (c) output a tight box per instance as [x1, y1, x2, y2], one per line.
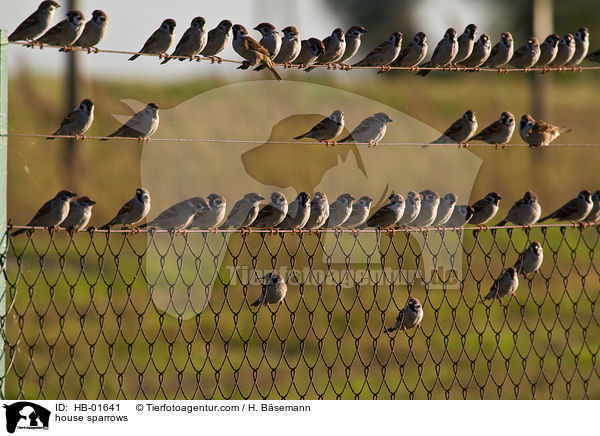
[3, 402, 50, 433]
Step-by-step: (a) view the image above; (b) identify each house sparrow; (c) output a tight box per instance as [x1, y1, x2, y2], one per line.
[99, 188, 151, 230]
[514, 242, 543, 277]
[74, 9, 108, 50]
[128, 19, 176, 61]
[338, 25, 367, 66]
[37, 10, 85, 49]
[251, 272, 287, 307]
[9, 1, 59, 42]
[291, 38, 325, 67]
[305, 28, 345, 71]
[484, 267, 518, 305]
[549, 34, 575, 67]
[584, 190, 600, 223]
[454, 24, 478, 64]
[460, 33, 491, 68]
[470, 111, 515, 148]
[200, 19, 232, 61]
[232, 24, 282, 81]
[278, 192, 311, 230]
[343, 196, 373, 228]
[410, 190, 440, 227]
[189, 193, 226, 229]
[428, 110, 477, 147]
[509, 37, 540, 69]
[443, 205, 474, 228]
[338, 112, 393, 147]
[219, 193, 265, 229]
[140, 197, 206, 230]
[497, 191, 541, 226]
[47, 98, 94, 140]
[101, 103, 159, 141]
[251, 192, 288, 228]
[254, 22, 281, 58]
[294, 110, 344, 146]
[534, 34, 560, 67]
[481, 32, 514, 68]
[518, 114, 571, 147]
[389, 31, 427, 68]
[568, 28, 589, 66]
[161, 16, 206, 63]
[60, 196, 96, 231]
[432, 192, 457, 226]
[539, 190, 592, 223]
[396, 191, 421, 226]
[304, 192, 329, 230]
[585, 48, 600, 63]
[12, 190, 77, 236]
[386, 297, 423, 332]
[273, 26, 301, 65]
[324, 194, 355, 228]
[416, 28, 457, 76]
[363, 193, 405, 228]
[352, 32, 402, 67]
[469, 192, 502, 225]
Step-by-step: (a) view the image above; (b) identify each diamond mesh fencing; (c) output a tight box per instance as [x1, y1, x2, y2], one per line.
[1, 225, 599, 399]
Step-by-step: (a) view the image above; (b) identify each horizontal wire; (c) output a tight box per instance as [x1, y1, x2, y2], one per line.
[7, 41, 600, 73]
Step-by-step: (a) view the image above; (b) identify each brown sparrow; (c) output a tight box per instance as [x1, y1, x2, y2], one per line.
[99, 188, 151, 230]
[428, 110, 477, 147]
[539, 190, 592, 223]
[128, 19, 176, 61]
[410, 190, 440, 227]
[443, 205, 474, 228]
[219, 193, 265, 229]
[338, 112, 392, 147]
[273, 26, 301, 65]
[567, 28, 589, 66]
[232, 24, 282, 81]
[343, 196, 372, 228]
[386, 297, 423, 332]
[518, 114, 571, 147]
[9, 1, 60, 43]
[481, 32, 514, 68]
[416, 28, 457, 76]
[305, 28, 345, 71]
[549, 34, 575, 67]
[37, 9, 85, 49]
[254, 22, 281, 58]
[509, 37, 540, 69]
[470, 111, 515, 148]
[469, 192, 501, 225]
[460, 33, 491, 68]
[161, 16, 206, 63]
[352, 32, 402, 68]
[74, 9, 108, 50]
[338, 26, 367, 66]
[389, 31, 427, 68]
[484, 267, 518, 305]
[454, 24, 478, 64]
[291, 38, 324, 67]
[278, 192, 311, 230]
[534, 34, 560, 67]
[200, 19, 232, 61]
[304, 192, 329, 230]
[362, 193, 405, 228]
[514, 242, 543, 277]
[189, 194, 226, 229]
[102, 103, 159, 141]
[432, 192, 457, 226]
[60, 196, 96, 231]
[294, 110, 344, 146]
[47, 98, 94, 140]
[140, 197, 206, 230]
[12, 190, 77, 236]
[252, 192, 288, 228]
[497, 191, 541, 227]
[324, 194, 355, 228]
[251, 272, 287, 307]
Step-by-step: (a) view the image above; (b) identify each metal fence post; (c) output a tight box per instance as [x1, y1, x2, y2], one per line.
[0, 29, 7, 399]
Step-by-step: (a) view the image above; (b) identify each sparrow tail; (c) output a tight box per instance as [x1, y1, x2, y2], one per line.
[250, 299, 261, 307]
[385, 326, 397, 333]
[264, 60, 282, 81]
[160, 57, 171, 65]
[137, 223, 148, 229]
[128, 54, 140, 61]
[10, 229, 26, 237]
[496, 219, 507, 226]
[338, 135, 352, 143]
[293, 134, 307, 140]
[416, 65, 430, 77]
[304, 65, 316, 73]
[537, 216, 550, 223]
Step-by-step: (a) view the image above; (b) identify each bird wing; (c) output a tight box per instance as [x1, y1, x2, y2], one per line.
[110, 199, 136, 223]
[109, 124, 144, 138]
[354, 41, 387, 65]
[471, 198, 488, 214]
[38, 20, 68, 42]
[28, 199, 57, 224]
[487, 42, 501, 61]
[551, 198, 580, 218]
[532, 121, 559, 135]
[172, 28, 193, 54]
[441, 118, 466, 138]
[511, 44, 527, 62]
[307, 117, 332, 135]
[254, 204, 275, 222]
[246, 36, 271, 56]
[349, 118, 374, 137]
[11, 13, 42, 39]
[140, 28, 163, 53]
[368, 204, 391, 223]
[472, 121, 500, 139]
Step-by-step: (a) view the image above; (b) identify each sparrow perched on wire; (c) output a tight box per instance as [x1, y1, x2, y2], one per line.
[389, 31, 427, 68]
[37, 10, 85, 49]
[12, 190, 77, 236]
[585, 48, 600, 63]
[396, 191, 421, 226]
[352, 32, 402, 68]
[539, 190, 592, 223]
[432, 193, 457, 226]
[584, 190, 600, 223]
[139, 197, 206, 230]
[305, 28, 345, 71]
[200, 19, 232, 61]
[252, 192, 288, 228]
[273, 26, 301, 65]
[47, 98, 94, 140]
[278, 192, 311, 230]
[338, 25, 367, 66]
[101, 103, 159, 141]
[324, 194, 355, 228]
[460, 33, 491, 68]
[568, 28, 589, 66]
[219, 193, 265, 229]
[454, 24, 478, 64]
[232, 24, 282, 81]
[291, 38, 325, 67]
[251, 272, 287, 307]
[470, 111, 515, 148]
[534, 34, 560, 67]
[549, 34, 575, 67]
[294, 110, 344, 146]
[343, 196, 373, 228]
[9, 1, 60, 42]
[60, 196, 96, 232]
[304, 192, 329, 230]
[443, 205, 474, 228]
[189, 194, 226, 229]
[338, 112, 393, 147]
[514, 242, 543, 277]
[484, 267, 518, 305]
[161, 16, 206, 63]
[509, 37, 540, 69]
[410, 190, 440, 228]
[254, 22, 281, 58]
[469, 192, 502, 226]
[497, 191, 541, 227]
[128, 19, 176, 61]
[362, 193, 405, 229]
[99, 188, 151, 230]
[518, 114, 571, 147]
[416, 28, 458, 76]
[386, 297, 423, 332]
[428, 110, 477, 147]
[74, 9, 108, 51]
[481, 32, 514, 68]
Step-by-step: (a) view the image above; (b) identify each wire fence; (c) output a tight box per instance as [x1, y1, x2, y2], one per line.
[1, 224, 598, 399]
